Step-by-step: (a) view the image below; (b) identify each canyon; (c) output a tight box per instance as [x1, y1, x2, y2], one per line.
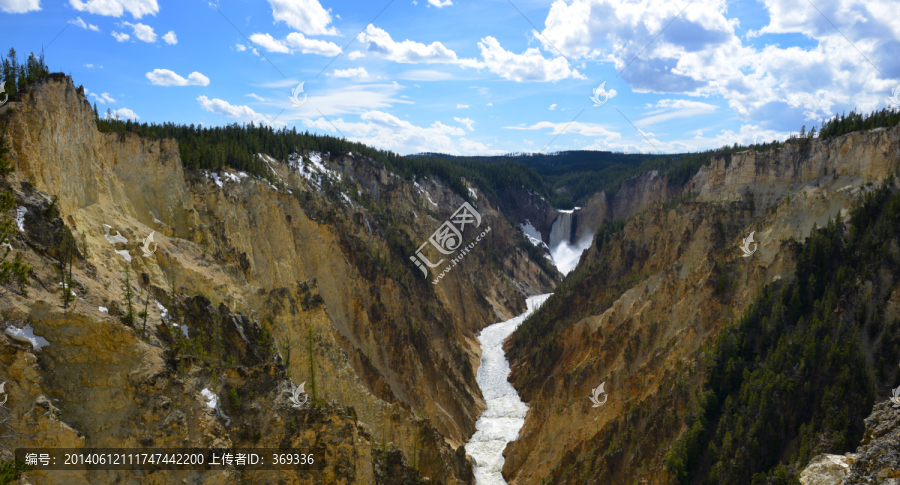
[1, 73, 899, 485]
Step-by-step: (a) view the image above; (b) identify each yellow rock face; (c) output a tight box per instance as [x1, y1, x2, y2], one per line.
[0, 74, 556, 484]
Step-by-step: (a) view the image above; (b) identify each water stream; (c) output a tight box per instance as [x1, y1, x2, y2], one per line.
[464, 294, 552, 484]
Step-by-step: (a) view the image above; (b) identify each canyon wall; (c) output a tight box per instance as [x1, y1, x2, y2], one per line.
[0, 74, 557, 484]
[503, 125, 900, 484]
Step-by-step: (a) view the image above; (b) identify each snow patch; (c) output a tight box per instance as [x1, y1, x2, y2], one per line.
[103, 224, 128, 245]
[155, 300, 169, 321]
[211, 172, 224, 187]
[5, 325, 51, 351]
[99, 307, 108, 313]
[15, 207, 26, 232]
[519, 221, 547, 249]
[115, 249, 132, 262]
[290, 152, 342, 191]
[468, 187, 478, 200]
[201, 388, 231, 426]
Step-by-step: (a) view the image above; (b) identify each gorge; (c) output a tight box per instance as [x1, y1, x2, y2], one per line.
[1, 71, 899, 485]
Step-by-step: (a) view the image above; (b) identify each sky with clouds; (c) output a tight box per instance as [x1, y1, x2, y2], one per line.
[2, 0, 899, 156]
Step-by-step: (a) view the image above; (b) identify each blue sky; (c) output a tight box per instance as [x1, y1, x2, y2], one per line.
[2, 0, 899, 156]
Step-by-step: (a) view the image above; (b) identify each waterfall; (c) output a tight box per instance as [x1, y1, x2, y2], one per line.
[548, 209, 576, 249]
[548, 208, 591, 275]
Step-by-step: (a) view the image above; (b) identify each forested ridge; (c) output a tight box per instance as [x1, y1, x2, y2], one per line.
[667, 175, 900, 485]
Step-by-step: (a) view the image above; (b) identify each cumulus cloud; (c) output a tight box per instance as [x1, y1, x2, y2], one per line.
[266, 0, 339, 36]
[531, 0, 899, 126]
[89, 92, 116, 103]
[104, 107, 139, 120]
[456, 104, 469, 108]
[331, 67, 369, 79]
[0, 0, 41, 13]
[477, 36, 585, 82]
[111, 31, 130, 42]
[73, 17, 100, 31]
[301, 110, 502, 155]
[428, 0, 452, 6]
[121, 21, 156, 42]
[359, 25, 482, 67]
[146, 69, 210, 86]
[197, 96, 272, 125]
[248, 32, 342, 56]
[348, 51, 365, 60]
[549, 104, 557, 110]
[162, 30, 177, 44]
[454, 116, 475, 130]
[70, 0, 158, 18]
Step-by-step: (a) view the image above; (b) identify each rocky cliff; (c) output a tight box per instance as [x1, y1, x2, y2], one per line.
[502, 125, 900, 484]
[800, 400, 900, 484]
[0, 74, 557, 484]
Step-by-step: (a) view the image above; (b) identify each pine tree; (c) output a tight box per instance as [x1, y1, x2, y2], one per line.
[121, 265, 135, 326]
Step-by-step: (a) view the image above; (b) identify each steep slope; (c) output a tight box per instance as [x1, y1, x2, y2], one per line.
[502, 126, 900, 484]
[0, 73, 557, 484]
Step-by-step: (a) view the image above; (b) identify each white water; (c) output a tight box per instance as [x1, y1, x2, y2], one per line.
[465, 294, 552, 484]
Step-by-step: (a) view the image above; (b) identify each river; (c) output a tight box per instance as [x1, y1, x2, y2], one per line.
[464, 293, 552, 484]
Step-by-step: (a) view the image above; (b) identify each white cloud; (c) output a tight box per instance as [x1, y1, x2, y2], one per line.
[248, 32, 342, 56]
[456, 104, 469, 108]
[89, 92, 116, 103]
[266, 0, 339, 36]
[549, 104, 557, 110]
[454, 116, 474, 130]
[197, 96, 272, 125]
[121, 21, 156, 42]
[0, 0, 41, 13]
[111, 31, 130, 42]
[235, 44, 247, 52]
[249, 33, 291, 53]
[104, 107, 139, 120]
[477, 36, 585, 82]
[246, 93, 266, 102]
[72, 17, 100, 31]
[348, 51, 365, 60]
[70, 0, 158, 18]
[359, 25, 483, 67]
[301, 110, 502, 155]
[505, 120, 621, 138]
[635, 99, 718, 126]
[486, 102, 493, 106]
[398, 69, 453, 81]
[162, 30, 177, 44]
[146, 69, 210, 86]
[531, 0, 899, 126]
[285, 32, 342, 56]
[428, 0, 452, 7]
[278, 82, 413, 120]
[331, 67, 369, 79]
[589, 123, 788, 154]
[85, 63, 94, 68]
